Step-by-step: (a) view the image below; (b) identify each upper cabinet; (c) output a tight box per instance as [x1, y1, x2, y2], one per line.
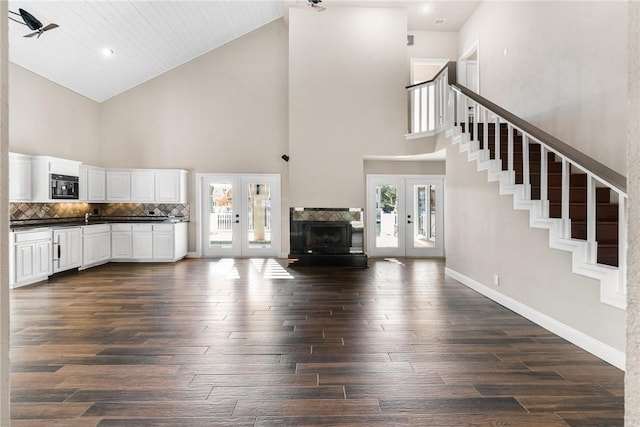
[106, 170, 131, 201]
[9, 153, 188, 204]
[79, 165, 106, 202]
[9, 153, 32, 202]
[107, 169, 187, 203]
[31, 156, 82, 202]
[131, 171, 155, 202]
[155, 170, 188, 203]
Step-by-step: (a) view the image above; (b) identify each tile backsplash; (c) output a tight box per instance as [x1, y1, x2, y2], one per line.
[10, 202, 189, 222]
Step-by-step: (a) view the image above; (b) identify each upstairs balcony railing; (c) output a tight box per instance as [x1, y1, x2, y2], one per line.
[407, 62, 628, 309]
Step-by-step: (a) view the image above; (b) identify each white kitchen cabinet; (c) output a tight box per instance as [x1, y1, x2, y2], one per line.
[111, 222, 187, 262]
[10, 229, 52, 288]
[80, 165, 106, 202]
[106, 171, 131, 201]
[9, 153, 32, 202]
[131, 171, 155, 202]
[111, 224, 133, 259]
[82, 224, 111, 269]
[132, 224, 154, 259]
[52, 227, 82, 274]
[152, 224, 175, 260]
[31, 156, 82, 202]
[155, 170, 187, 203]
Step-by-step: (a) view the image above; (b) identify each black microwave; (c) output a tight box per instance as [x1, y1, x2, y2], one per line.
[50, 174, 79, 200]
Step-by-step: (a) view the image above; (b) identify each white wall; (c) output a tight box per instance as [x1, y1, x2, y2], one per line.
[288, 7, 408, 208]
[459, 1, 628, 175]
[364, 159, 445, 175]
[408, 31, 458, 62]
[445, 141, 626, 354]
[9, 64, 101, 163]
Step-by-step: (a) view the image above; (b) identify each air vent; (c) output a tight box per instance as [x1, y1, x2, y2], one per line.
[407, 35, 414, 46]
[434, 18, 446, 25]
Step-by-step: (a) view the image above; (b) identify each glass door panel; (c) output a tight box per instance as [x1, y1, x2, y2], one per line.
[375, 184, 399, 249]
[209, 182, 235, 248]
[246, 183, 272, 249]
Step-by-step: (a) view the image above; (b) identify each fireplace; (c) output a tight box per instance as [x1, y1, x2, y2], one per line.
[289, 208, 367, 267]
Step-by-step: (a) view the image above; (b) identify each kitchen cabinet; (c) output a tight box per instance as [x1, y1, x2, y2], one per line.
[131, 171, 155, 202]
[52, 227, 82, 274]
[82, 224, 111, 269]
[10, 229, 52, 288]
[31, 156, 82, 202]
[106, 169, 187, 203]
[152, 224, 175, 260]
[106, 170, 131, 201]
[79, 165, 106, 202]
[110, 222, 188, 262]
[9, 153, 32, 202]
[111, 224, 133, 259]
[132, 224, 153, 259]
[155, 170, 188, 203]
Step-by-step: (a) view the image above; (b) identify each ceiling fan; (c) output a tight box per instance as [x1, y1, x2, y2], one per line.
[9, 8, 59, 38]
[307, 0, 326, 12]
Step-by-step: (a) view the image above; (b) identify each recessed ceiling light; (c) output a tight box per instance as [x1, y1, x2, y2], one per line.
[422, 4, 432, 14]
[102, 48, 114, 57]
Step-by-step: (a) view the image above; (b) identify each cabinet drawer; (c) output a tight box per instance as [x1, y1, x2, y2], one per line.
[14, 230, 52, 243]
[111, 224, 132, 232]
[132, 224, 153, 232]
[83, 224, 111, 235]
[153, 224, 174, 232]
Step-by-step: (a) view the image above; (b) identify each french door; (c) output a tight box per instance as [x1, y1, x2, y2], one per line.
[366, 175, 444, 257]
[199, 174, 281, 257]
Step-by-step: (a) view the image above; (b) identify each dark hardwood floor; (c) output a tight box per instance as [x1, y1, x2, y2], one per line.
[9, 258, 623, 426]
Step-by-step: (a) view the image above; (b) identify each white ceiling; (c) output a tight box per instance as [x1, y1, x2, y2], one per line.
[8, 1, 479, 103]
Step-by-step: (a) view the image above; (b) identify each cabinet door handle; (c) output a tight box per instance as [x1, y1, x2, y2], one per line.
[58, 245, 61, 259]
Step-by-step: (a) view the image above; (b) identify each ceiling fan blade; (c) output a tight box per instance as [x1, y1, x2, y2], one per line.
[19, 8, 43, 31]
[23, 31, 39, 38]
[41, 23, 59, 32]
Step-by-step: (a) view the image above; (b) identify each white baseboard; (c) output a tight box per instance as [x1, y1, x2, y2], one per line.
[444, 267, 625, 371]
[186, 251, 199, 258]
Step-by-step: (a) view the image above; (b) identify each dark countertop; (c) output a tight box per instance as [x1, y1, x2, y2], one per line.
[10, 217, 189, 231]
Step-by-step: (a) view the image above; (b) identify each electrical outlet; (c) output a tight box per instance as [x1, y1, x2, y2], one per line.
[493, 274, 500, 286]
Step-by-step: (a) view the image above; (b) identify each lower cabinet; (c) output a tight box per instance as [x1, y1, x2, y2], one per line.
[111, 224, 133, 259]
[10, 229, 52, 288]
[132, 224, 154, 259]
[82, 224, 111, 269]
[53, 227, 82, 274]
[111, 222, 188, 263]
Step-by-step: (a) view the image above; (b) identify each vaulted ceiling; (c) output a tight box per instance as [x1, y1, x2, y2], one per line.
[8, 1, 478, 103]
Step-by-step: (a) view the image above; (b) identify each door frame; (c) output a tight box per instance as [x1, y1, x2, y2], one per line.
[366, 174, 445, 258]
[195, 173, 281, 258]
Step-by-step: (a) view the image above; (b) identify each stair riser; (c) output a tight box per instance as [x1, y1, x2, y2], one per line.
[549, 204, 619, 221]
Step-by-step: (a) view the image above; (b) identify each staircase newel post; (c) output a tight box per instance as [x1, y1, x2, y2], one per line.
[464, 97, 470, 137]
[561, 159, 571, 239]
